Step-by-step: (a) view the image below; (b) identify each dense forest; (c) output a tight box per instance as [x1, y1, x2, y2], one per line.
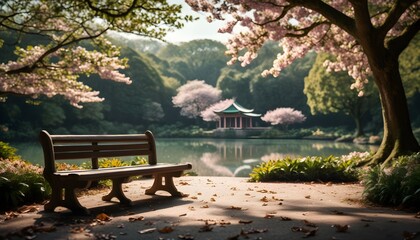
[0, 33, 419, 141]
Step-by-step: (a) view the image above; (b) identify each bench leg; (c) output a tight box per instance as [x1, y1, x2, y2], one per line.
[145, 173, 184, 197]
[44, 185, 89, 215]
[102, 178, 132, 205]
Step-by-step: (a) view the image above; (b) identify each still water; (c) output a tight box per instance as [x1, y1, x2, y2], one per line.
[12, 138, 377, 177]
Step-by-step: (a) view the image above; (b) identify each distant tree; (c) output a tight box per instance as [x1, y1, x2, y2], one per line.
[172, 80, 221, 119]
[304, 53, 378, 136]
[261, 108, 306, 129]
[201, 99, 234, 122]
[0, 0, 192, 107]
[158, 40, 228, 85]
[187, 0, 420, 164]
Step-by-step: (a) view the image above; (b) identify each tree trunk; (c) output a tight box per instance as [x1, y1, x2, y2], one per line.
[353, 114, 364, 137]
[369, 58, 419, 165]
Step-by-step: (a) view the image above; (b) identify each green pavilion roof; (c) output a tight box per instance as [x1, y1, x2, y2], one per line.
[214, 101, 261, 117]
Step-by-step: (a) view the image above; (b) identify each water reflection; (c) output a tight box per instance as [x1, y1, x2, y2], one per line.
[13, 138, 377, 177]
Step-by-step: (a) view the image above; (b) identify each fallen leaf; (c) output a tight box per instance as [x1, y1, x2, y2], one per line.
[96, 213, 112, 221]
[179, 213, 187, 217]
[190, 196, 198, 199]
[200, 205, 209, 208]
[305, 195, 311, 199]
[264, 214, 275, 219]
[128, 216, 144, 222]
[210, 197, 216, 202]
[179, 181, 189, 185]
[17, 205, 39, 213]
[138, 228, 156, 234]
[361, 218, 374, 222]
[281, 216, 292, 221]
[239, 220, 253, 224]
[332, 224, 350, 233]
[291, 226, 319, 237]
[158, 226, 174, 233]
[228, 206, 243, 210]
[219, 220, 231, 226]
[117, 224, 124, 228]
[260, 196, 269, 202]
[4, 211, 19, 221]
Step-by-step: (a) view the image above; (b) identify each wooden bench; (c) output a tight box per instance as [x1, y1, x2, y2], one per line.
[39, 130, 192, 214]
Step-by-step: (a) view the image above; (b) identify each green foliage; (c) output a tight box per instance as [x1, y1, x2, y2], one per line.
[260, 128, 312, 138]
[0, 141, 19, 160]
[249, 155, 359, 183]
[0, 164, 50, 211]
[362, 153, 420, 208]
[304, 53, 379, 136]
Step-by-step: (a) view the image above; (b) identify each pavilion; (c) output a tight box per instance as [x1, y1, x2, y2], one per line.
[213, 101, 261, 129]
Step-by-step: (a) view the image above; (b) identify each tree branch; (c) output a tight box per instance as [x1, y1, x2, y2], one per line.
[85, 0, 139, 18]
[388, 19, 420, 56]
[288, 0, 357, 37]
[379, 0, 418, 36]
[6, 28, 108, 75]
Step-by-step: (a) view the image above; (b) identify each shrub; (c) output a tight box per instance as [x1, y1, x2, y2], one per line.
[249, 155, 359, 182]
[362, 152, 420, 208]
[0, 141, 19, 160]
[0, 159, 50, 211]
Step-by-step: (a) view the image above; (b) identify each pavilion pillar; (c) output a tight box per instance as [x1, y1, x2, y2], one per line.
[239, 116, 243, 129]
[224, 117, 227, 129]
[250, 118, 253, 128]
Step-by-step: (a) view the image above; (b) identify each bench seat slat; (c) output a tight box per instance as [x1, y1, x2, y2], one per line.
[55, 149, 151, 160]
[53, 163, 192, 181]
[54, 143, 150, 153]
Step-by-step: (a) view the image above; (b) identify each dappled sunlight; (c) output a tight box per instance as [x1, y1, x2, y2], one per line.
[2, 177, 418, 240]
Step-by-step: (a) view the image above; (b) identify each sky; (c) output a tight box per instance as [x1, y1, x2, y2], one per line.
[163, 0, 229, 43]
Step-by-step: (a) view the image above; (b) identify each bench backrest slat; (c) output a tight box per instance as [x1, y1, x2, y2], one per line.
[55, 149, 152, 160]
[53, 143, 150, 154]
[39, 130, 157, 175]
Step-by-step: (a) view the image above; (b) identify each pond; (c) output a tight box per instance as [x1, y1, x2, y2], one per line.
[11, 138, 378, 177]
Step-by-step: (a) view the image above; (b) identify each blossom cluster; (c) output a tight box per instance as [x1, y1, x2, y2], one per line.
[186, 0, 418, 96]
[261, 107, 306, 126]
[0, 38, 130, 108]
[0, 158, 43, 175]
[201, 98, 234, 121]
[172, 80, 222, 118]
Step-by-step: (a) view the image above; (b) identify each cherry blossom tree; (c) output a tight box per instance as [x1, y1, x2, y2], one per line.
[261, 108, 306, 129]
[201, 98, 234, 121]
[186, 0, 420, 164]
[0, 0, 192, 107]
[172, 80, 222, 118]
